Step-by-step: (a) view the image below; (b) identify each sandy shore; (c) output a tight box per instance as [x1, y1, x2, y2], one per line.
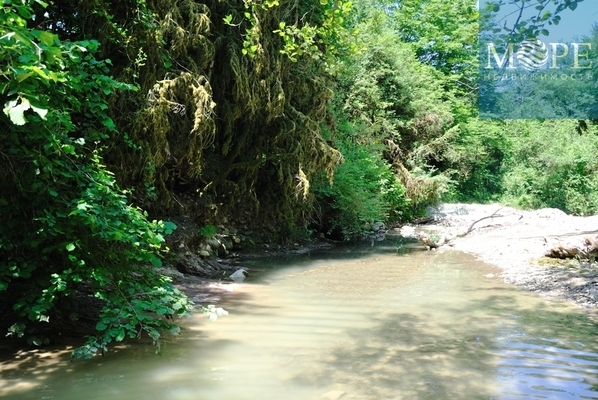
[407, 204, 598, 310]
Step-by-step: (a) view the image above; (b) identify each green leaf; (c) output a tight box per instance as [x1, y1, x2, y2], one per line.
[156, 307, 171, 315]
[15, 5, 33, 19]
[101, 117, 116, 130]
[4, 98, 31, 126]
[16, 72, 33, 82]
[62, 144, 75, 154]
[66, 243, 75, 252]
[162, 221, 177, 234]
[150, 255, 162, 267]
[36, 31, 56, 46]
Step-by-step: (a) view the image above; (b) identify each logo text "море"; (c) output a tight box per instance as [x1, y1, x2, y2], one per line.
[486, 41, 592, 70]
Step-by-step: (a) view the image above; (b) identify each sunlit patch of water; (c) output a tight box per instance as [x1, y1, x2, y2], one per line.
[1, 241, 598, 399]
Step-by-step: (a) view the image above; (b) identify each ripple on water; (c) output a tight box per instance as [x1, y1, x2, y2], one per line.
[494, 340, 598, 399]
[1, 245, 598, 400]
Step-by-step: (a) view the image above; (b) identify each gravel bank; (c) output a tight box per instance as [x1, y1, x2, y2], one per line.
[414, 204, 598, 310]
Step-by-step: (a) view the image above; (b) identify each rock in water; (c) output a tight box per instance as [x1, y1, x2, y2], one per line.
[416, 232, 446, 248]
[399, 225, 416, 238]
[230, 268, 248, 283]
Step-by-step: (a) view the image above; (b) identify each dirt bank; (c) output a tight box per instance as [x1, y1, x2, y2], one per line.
[408, 204, 598, 310]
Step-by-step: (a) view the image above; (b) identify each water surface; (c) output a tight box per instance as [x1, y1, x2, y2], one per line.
[2, 243, 598, 399]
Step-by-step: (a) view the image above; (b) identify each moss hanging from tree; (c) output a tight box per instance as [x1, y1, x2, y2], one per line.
[39, 0, 343, 229]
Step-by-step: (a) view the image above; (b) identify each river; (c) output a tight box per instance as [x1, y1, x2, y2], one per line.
[2, 240, 598, 399]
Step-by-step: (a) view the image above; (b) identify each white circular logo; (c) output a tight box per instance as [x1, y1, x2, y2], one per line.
[516, 39, 549, 71]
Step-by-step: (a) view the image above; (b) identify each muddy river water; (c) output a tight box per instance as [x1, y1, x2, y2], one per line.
[2, 241, 598, 399]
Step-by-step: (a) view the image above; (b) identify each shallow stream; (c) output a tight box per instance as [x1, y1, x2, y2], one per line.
[2, 241, 598, 399]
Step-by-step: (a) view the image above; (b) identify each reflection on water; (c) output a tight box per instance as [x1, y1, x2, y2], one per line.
[2, 242, 598, 399]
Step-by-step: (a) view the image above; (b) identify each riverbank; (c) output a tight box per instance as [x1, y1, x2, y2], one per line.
[179, 203, 598, 312]
[408, 204, 598, 310]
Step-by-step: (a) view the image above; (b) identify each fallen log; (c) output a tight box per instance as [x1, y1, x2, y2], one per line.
[545, 235, 598, 259]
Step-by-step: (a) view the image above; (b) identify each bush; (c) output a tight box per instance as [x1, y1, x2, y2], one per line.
[0, 1, 192, 357]
[443, 119, 509, 202]
[500, 120, 598, 215]
[314, 126, 411, 238]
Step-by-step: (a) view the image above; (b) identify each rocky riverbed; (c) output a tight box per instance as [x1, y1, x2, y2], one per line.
[402, 204, 598, 311]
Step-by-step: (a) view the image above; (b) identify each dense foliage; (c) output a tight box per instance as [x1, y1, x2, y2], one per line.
[0, 0, 350, 355]
[2, 0, 597, 357]
[0, 0, 194, 356]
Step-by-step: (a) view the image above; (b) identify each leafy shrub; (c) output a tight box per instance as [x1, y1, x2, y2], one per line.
[314, 129, 411, 238]
[443, 119, 509, 202]
[500, 120, 598, 215]
[325, 10, 454, 225]
[0, 1, 192, 356]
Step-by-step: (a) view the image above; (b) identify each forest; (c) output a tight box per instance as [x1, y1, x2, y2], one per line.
[1, 0, 597, 357]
